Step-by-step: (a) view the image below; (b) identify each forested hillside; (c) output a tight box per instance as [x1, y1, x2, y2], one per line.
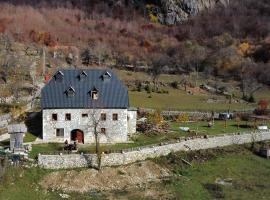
[0, 0, 269, 86]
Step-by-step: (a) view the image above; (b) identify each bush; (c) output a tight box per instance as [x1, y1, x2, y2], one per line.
[175, 113, 189, 123]
[248, 94, 255, 103]
[135, 81, 142, 92]
[161, 89, 169, 94]
[145, 84, 151, 94]
[147, 111, 163, 126]
[170, 81, 179, 89]
[242, 95, 249, 102]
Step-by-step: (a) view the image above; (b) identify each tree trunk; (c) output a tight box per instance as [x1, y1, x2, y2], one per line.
[94, 126, 101, 170]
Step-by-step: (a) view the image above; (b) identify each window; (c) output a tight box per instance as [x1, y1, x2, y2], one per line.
[56, 128, 64, 137]
[101, 113, 106, 121]
[54, 71, 64, 82]
[101, 128, 106, 134]
[91, 90, 98, 100]
[101, 71, 112, 81]
[65, 113, 71, 121]
[113, 113, 118, 121]
[52, 113, 58, 121]
[82, 113, 88, 118]
[65, 86, 75, 97]
[78, 70, 87, 81]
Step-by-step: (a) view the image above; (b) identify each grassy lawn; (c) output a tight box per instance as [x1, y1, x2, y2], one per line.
[116, 69, 270, 111]
[170, 120, 269, 135]
[29, 143, 64, 158]
[255, 87, 270, 101]
[24, 132, 38, 143]
[29, 119, 265, 158]
[0, 166, 102, 200]
[29, 133, 181, 158]
[129, 88, 254, 111]
[154, 145, 270, 200]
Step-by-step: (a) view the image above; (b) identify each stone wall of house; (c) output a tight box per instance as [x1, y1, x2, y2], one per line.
[127, 110, 137, 135]
[42, 108, 128, 143]
[38, 131, 270, 169]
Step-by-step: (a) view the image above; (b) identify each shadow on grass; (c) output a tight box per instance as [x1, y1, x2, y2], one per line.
[231, 124, 253, 129]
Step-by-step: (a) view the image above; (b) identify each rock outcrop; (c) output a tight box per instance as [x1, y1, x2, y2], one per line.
[152, 0, 230, 24]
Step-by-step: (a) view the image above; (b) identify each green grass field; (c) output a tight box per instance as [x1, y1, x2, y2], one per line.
[159, 145, 270, 199]
[115, 69, 270, 111]
[112, 144, 270, 199]
[29, 120, 259, 158]
[170, 120, 269, 135]
[129, 88, 254, 111]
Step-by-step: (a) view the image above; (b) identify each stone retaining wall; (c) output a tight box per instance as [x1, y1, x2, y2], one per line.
[38, 131, 270, 169]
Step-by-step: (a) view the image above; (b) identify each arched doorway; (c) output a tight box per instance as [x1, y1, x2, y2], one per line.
[71, 129, 84, 143]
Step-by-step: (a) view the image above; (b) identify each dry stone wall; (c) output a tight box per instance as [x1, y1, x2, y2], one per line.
[38, 131, 270, 169]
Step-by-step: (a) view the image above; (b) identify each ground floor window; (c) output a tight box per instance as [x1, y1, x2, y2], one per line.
[101, 128, 106, 134]
[101, 113, 106, 121]
[56, 128, 64, 137]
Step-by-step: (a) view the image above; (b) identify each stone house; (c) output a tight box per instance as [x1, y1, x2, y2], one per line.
[41, 69, 137, 143]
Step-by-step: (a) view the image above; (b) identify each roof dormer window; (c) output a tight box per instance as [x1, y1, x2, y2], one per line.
[89, 87, 99, 100]
[54, 70, 64, 82]
[100, 71, 111, 81]
[65, 86, 75, 97]
[77, 70, 87, 81]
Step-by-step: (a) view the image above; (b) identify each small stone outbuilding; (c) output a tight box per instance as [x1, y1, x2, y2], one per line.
[8, 124, 27, 153]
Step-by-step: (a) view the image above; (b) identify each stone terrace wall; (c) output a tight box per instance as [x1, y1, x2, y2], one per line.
[38, 131, 270, 169]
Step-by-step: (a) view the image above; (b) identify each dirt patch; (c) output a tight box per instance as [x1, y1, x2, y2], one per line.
[40, 161, 171, 193]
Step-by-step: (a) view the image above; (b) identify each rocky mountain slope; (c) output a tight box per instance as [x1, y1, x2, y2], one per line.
[156, 0, 230, 24]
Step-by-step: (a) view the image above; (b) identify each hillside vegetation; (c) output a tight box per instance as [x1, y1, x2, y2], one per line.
[0, 0, 269, 76]
[0, 0, 269, 108]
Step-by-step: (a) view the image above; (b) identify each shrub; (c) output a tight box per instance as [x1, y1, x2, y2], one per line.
[145, 84, 151, 94]
[258, 99, 268, 110]
[149, 13, 158, 23]
[147, 111, 163, 126]
[175, 113, 189, 123]
[136, 81, 142, 92]
[170, 81, 179, 89]
[248, 94, 255, 103]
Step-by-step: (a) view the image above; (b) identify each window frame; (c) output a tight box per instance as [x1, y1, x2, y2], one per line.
[65, 113, 71, 121]
[91, 90, 98, 100]
[101, 113, 106, 121]
[82, 113, 88, 118]
[112, 113, 118, 121]
[52, 113, 58, 121]
[56, 128, 64, 137]
[101, 128, 106, 134]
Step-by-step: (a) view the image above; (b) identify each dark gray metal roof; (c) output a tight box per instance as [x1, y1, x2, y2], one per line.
[41, 69, 129, 109]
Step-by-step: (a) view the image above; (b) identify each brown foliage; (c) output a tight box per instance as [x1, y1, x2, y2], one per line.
[29, 30, 57, 46]
[0, 18, 12, 33]
[258, 99, 269, 110]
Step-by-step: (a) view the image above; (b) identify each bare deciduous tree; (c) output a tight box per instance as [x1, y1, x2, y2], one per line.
[87, 108, 102, 170]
